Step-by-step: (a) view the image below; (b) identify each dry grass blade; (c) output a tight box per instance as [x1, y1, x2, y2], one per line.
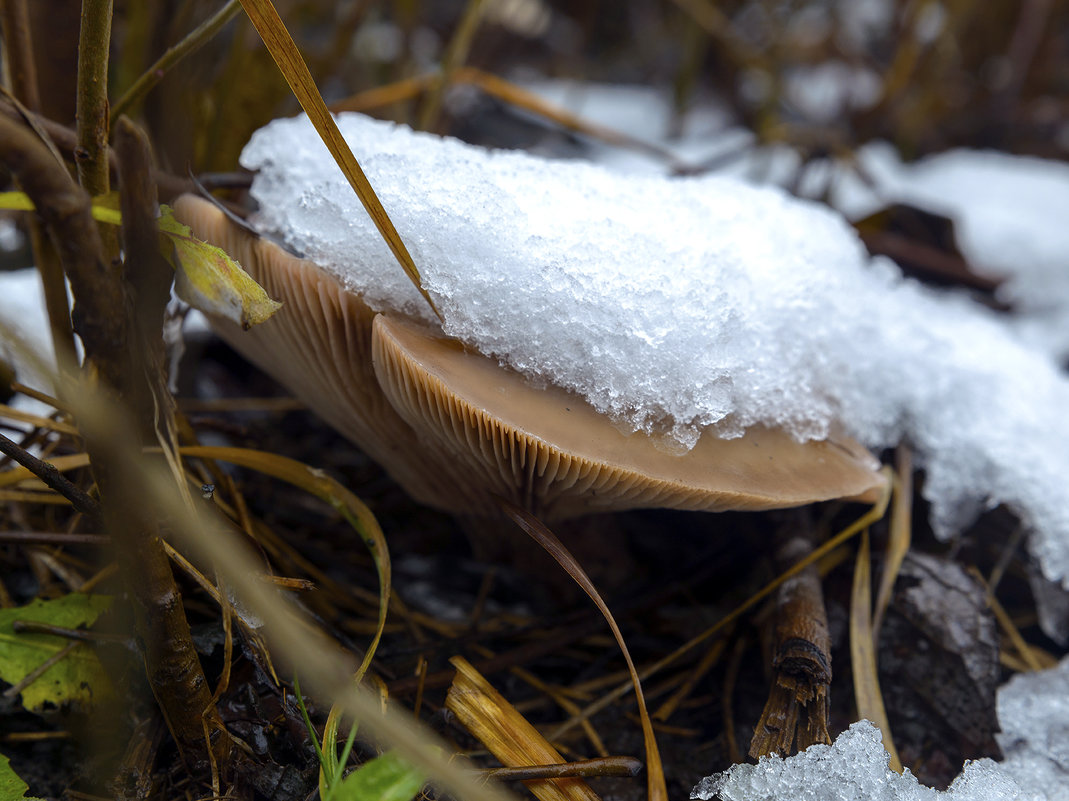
[499, 499, 667, 801]
[652, 639, 724, 722]
[176, 445, 389, 680]
[974, 568, 1046, 673]
[236, 0, 439, 319]
[0, 489, 71, 504]
[0, 453, 90, 488]
[850, 529, 902, 772]
[873, 446, 912, 635]
[329, 67, 680, 165]
[0, 404, 78, 436]
[447, 656, 601, 801]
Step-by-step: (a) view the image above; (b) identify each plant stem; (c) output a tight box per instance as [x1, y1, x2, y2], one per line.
[76, 0, 112, 195]
[116, 115, 232, 769]
[110, 0, 242, 126]
[0, 0, 42, 112]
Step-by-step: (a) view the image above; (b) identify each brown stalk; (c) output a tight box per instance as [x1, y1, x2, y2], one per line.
[749, 514, 832, 758]
[114, 115, 231, 770]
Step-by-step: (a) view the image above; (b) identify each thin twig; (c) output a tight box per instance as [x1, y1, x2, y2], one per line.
[2, 640, 80, 699]
[0, 531, 109, 546]
[0, 430, 101, 522]
[12, 619, 128, 643]
[482, 756, 643, 781]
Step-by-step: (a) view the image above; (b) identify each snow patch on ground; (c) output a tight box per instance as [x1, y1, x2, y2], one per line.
[692, 657, 1069, 801]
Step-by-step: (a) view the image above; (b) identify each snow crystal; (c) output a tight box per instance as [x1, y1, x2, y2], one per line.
[691, 720, 1032, 801]
[241, 112, 1069, 585]
[692, 658, 1069, 801]
[996, 656, 1069, 798]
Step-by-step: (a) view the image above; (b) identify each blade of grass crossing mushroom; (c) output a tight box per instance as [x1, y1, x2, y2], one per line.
[498, 498, 668, 801]
[236, 0, 440, 320]
[873, 446, 912, 636]
[850, 529, 902, 772]
[175, 445, 390, 681]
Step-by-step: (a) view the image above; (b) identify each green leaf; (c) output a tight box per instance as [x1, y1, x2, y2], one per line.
[158, 205, 282, 329]
[0, 752, 43, 801]
[0, 594, 114, 712]
[332, 752, 425, 801]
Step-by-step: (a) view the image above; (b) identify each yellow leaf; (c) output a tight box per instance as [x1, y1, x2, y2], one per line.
[0, 192, 281, 329]
[0, 192, 34, 213]
[159, 205, 281, 328]
[0, 190, 120, 225]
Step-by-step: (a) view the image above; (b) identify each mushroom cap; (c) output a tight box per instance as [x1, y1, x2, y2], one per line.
[372, 314, 885, 519]
[172, 194, 885, 519]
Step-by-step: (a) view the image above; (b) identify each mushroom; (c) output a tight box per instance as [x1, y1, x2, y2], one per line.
[172, 194, 885, 520]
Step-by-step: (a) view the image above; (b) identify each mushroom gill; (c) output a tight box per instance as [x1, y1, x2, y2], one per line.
[172, 194, 885, 519]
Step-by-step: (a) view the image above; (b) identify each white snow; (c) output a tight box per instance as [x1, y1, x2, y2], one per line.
[842, 146, 1069, 360]
[0, 269, 58, 419]
[515, 82, 1069, 360]
[241, 112, 1069, 586]
[692, 657, 1069, 801]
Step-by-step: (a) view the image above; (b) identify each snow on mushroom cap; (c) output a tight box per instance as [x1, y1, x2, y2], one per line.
[241, 112, 1069, 586]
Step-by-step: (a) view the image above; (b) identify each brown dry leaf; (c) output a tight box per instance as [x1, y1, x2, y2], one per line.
[446, 656, 601, 801]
